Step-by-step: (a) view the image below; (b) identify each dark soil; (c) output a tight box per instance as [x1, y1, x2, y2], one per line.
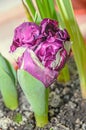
[0, 57, 86, 130]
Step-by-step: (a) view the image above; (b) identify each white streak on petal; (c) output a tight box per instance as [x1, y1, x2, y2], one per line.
[21, 59, 24, 69]
[11, 47, 26, 61]
[64, 41, 71, 55]
[51, 50, 61, 69]
[29, 50, 45, 69]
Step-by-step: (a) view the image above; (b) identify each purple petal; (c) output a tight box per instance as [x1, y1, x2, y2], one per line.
[40, 18, 58, 36]
[10, 22, 41, 52]
[18, 49, 58, 87]
[56, 29, 70, 41]
[35, 37, 65, 70]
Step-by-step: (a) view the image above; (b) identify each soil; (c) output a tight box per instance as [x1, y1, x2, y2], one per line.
[0, 57, 86, 130]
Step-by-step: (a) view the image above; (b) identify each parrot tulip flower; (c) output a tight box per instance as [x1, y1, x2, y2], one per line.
[10, 18, 71, 87]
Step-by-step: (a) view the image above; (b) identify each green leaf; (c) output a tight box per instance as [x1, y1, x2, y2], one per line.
[17, 70, 49, 120]
[56, 0, 86, 68]
[43, 0, 51, 18]
[0, 54, 16, 84]
[57, 13, 65, 28]
[22, 0, 33, 21]
[0, 67, 18, 110]
[56, 0, 86, 98]
[36, 0, 45, 18]
[35, 15, 42, 24]
[48, 0, 58, 19]
[25, 0, 36, 19]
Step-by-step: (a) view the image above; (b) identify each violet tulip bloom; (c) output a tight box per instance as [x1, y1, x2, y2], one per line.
[10, 22, 40, 52]
[10, 18, 71, 87]
[17, 37, 70, 87]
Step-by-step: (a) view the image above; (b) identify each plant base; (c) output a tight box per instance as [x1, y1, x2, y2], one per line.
[81, 86, 86, 99]
[35, 114, 48, 127]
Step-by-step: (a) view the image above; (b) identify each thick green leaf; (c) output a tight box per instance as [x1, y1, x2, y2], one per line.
[17, 69, 48, 116]
[0, 54, 16, 84]
[0, 67, 18, 110]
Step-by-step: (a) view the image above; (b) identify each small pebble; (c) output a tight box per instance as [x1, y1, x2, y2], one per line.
[9, 127, 14, 130]
[50, 117, 58, 125]
[49, 92, 62, 108]
[49, 109, 55, 117]
[0, 110, 4, 118]
[82, 123, 86, 130]
[75, 118, 80, 124]
[68, 101, 76, 109]
[62, 87, 70, 95]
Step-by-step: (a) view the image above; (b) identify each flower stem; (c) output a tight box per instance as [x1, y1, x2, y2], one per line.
[35, 88, 49, 127]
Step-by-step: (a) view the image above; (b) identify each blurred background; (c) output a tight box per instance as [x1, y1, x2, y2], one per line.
[0, 0, 86, 63]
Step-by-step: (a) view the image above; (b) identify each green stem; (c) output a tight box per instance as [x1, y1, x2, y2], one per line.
[35, 88, 49, 127]
[35, 113, 48, 127]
